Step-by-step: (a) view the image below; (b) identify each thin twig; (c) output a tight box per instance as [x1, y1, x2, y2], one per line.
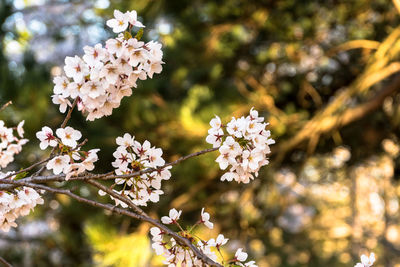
[60, 98, 78, 128]
[85, 179, 147, 216]
[32, 99, 78, 177]
[0, 256, 12, 267]
[0, 147, 219, 190]
[2, 156, 53, 180]
[0, 101, 12, 112]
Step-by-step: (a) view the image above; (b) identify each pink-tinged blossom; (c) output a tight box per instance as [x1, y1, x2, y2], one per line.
[53, 76, 70, 95]
[64, 56, 89, 83]
[0, 120, 28, 169]
[161, 208, 182, 224]
[17, 120, 25, 138]
[82, 44, 106, 67]
[52, 94, 71, 113]
[205, 128, 224, 148]
[52, 10, 163, 121]
[208, 234, 228, 248]
[0, 183, 44, 232]
[210, 115, 222, 129]
[125, 10, 145, 28]
[46, 155, 70, 175]
[116, 133, 135, 148]
[64, 163, 86, 180]
[36, 126, 57, 150]
[108, 135, 170, 206]
[235, 248, 248, 262]
[150, 209, 257, 266]
[206, 108, 274, 183]
[200, 208, 213, 229]
[147, 148, 165, 168]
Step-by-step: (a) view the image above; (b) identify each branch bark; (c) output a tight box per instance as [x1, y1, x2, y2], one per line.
[0, 147, 218, 191]
[0, 179, 223, 267]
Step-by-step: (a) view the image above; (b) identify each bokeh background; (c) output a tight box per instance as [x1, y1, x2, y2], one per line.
[1, 0, 400, 266]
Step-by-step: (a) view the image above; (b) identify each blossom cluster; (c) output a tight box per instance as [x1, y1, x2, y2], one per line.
[151, 208, 257, 267]
[0, 173, 44, 232]
[36, 126, 99, 179]
[52, 9, 163, 121]
[355, 253, 375, 267]
[206, 108, 275, 183]
[103, 133, 171, 206]
[0, 120, 28, 169]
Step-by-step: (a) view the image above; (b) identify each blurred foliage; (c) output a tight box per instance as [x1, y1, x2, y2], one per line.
[1, 0, 400, 266]
[84, 221, 154, 267]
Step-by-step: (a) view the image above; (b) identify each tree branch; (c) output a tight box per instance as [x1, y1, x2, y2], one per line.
[0, 147, 218, 190]
[0, 256, 12, 267]
[275, 74, 400, 161]
[0, 101, 12, 112]
[0, 179, 223, 267]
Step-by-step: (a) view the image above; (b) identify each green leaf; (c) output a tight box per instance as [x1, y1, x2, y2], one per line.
[134, 28, 144, 41]
[124, 31, 133, 40]
[14, 171, 28, 180]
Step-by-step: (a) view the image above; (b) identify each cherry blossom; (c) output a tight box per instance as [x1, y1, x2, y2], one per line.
[36, 126, 57, 150]
[200, 208, 213, 229]
[206, 108, 275, 183]
[150, 208, 258, 266]
[64, 56, 89, 83]
[52, 10, 163, 121]
[161, 208, 182, 224]
[46, 155, 70, 175]
[355, 253, 375, 267]
[0, 173, 44, 232]
[235, 248, 248, 262]
[106, 10, 129, 33]
[208, 234, 228, 248]
[125, 10, 145, 28]
[105, 134, 171, 206]
[0, 120, 28, 169]
[56, 126, 82, 148]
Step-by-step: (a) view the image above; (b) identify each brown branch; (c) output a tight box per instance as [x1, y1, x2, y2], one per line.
[0, 147, 219, 191]
[0, 179, 222, 267]
[2, 156, 53, 180]
[60, 98, 78, 128]
[32, 98, 78, 177]
[0, 101, 12, 112]
[85, 179, 147, 216]
[0, 256, 12, 267]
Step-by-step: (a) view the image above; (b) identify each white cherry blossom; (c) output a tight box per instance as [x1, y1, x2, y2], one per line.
[125, 10, 145, 28]
[106, 10, 129, 33]
[52, 10, 163, 121]
[206, 108, 274, 183]
[46, 155, 70, 174]
[64, 56, 89, 83]
[355, 253, 375, 267]
[36, 126, 57, 150]
[208, 234, 228, 248]
[161, 208, 182, 224]
[0, 120, 28, 169]
[56, 127, 82, 148]
[235, 248, 248, 262]
[200, 208, 213, 229]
